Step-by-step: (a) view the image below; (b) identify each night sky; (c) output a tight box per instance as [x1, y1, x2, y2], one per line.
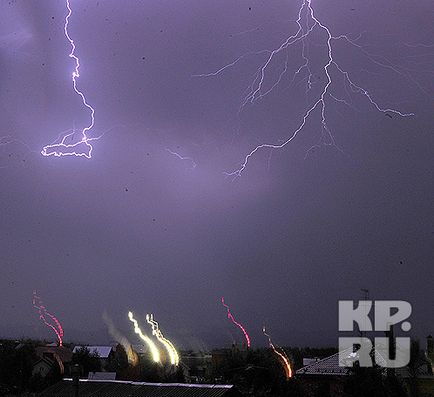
[1, 0, 433, 350]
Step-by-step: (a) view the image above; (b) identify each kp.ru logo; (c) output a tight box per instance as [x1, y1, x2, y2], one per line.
[338, 300, 412, 368]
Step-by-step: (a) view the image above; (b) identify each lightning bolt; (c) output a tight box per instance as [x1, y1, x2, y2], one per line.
[128, 311, 160, 363]
[32, 291, 64, 347]
[166, 149, 197, 169]
[195, 0, 415, 176]
[263, 325, 292, 379]
[146, 313, 179, 366]
[221, 297, 251, 348]
[41, 0, 97, 158]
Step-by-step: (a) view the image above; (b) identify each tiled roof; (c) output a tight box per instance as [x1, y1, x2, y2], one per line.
[88, 372, 117, 380]
[33, 356, 55, 368]
[296, 347, 398, 377]
[36, 346, 73, 363]
[296, 352, 350, 376]
[39, 380, 240, 397]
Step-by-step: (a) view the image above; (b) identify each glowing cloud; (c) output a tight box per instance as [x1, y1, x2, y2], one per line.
[128, 311, 160, 363]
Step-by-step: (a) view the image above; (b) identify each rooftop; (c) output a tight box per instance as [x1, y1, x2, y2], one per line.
[72, 346, 113, 358]
[296, 351, 350, 376]
[39, 379, 240, 397]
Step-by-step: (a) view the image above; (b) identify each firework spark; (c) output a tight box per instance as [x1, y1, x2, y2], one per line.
[128, 311, 160, 363]
[146, 313, 179, 366]
[221, 297, 251, 348]
[263, 325, 292, 379]
[32, 291, 64, 346]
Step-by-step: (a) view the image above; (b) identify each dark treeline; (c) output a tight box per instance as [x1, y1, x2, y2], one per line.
[0, 339, 61, 395]
[0, 339, 431, 397]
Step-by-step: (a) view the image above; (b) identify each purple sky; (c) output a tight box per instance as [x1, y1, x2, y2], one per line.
[0, 0, 433, 350]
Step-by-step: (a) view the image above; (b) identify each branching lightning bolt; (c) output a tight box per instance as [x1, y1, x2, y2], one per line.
[128, 311, 160, 363]
[41, 0, 97, 158]
[221, 297, 251, 348]
[263, 325, 292, 379]
[32, 291, 64, 346]
[146, 313, 179, 366]
[195, 0, 415, 177]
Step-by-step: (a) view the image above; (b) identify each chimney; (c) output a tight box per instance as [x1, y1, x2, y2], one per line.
[384, 324, 396, 360]
[427, 335, 433, 355]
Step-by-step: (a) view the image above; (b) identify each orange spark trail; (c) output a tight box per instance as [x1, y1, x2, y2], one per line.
[263, 326, 292, 379]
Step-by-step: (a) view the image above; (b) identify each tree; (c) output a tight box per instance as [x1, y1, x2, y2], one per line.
[137, 355, 162, 382]
[161, 364, 185, 383]
[72, 347, 101, 377]
[406, 340, 427, 397]
[209, 348, 304, 397]
[344, 363, 407, 397]
[106, 344, 129, 374]
[0, 340, 38, 393]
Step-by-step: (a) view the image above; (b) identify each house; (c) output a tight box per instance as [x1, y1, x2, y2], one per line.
[395, 361, 434, 397]
[38, 379, 242, 397]
[180, 351, 212, 383]
[296, 350, 349, 397]
[35, 345, 73, 375]
[72, 345, 114, 370]
[296, 345, 396, 396]
[396, 335, 434, 397]
[296, 338, 434, 397]
[32, 357, 55, 378]
[296, 346, 401, 396]
[303, 357, 321, 366]
[211, 346, 241, 369]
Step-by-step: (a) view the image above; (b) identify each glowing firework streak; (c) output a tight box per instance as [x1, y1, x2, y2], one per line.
[196, 0, 414, 176]
[32, 291, 64, 346]
[263, 326, 292, 379]
[146, 314, 179, 366]
[128, 311, 160, 363]
[221, 297, 251, 348]
[41, 0, 97, 158]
